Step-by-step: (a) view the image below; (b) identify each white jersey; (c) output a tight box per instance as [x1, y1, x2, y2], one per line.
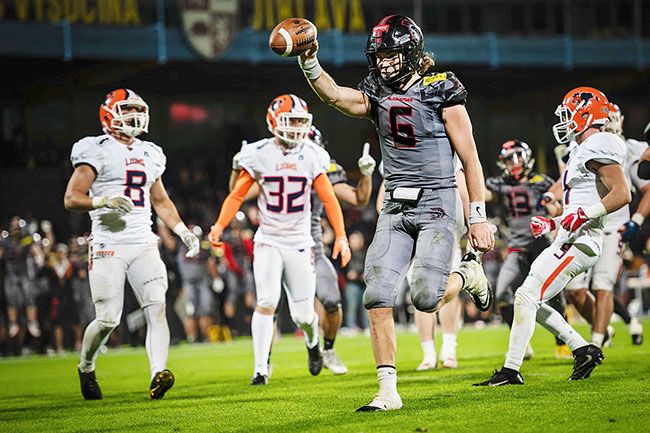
[604, 138, 650, 231]
[70, 134, 166, 244]
[558, 132, 627, 254]
[239, 138, 330, 250]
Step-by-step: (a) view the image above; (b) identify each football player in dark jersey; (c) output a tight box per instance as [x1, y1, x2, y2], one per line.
[486, 140, 572, 359]
[298, 14, 494, 411]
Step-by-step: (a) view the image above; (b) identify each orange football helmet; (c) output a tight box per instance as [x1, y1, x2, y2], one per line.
[552, 86, 609, 144]
[99, 89, 149, 137]
[266, 94, 312, 148]
[603, 102, 623, 137]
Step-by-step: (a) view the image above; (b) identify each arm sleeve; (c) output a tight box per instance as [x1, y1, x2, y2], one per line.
[70, 138, 104, 174]
[215, 170, 255, 228]
[313, 173, 346, 239]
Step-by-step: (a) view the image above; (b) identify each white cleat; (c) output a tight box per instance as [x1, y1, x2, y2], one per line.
[8, 323, 19, 338]
[27, 321, 42, 338]
[440, 357, 458, 369]
[322, 349, 348, 375]
[416, 358, 437, 371]
[356, 391, 403, 412]
[456, 253, 492, 312]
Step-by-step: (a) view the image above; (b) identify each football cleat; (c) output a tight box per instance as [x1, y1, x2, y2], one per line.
[307, 344, 323, 376]
[149, 369, 175, 400]
[251, 373, 269, 386]
[440, 357, 458, 369]
[78, 368, 103, 400]
[630, 318, 643, 346]
[456, 253, 492, 312]
[356, 391, 403, 412]
[569, 344, 604, 380]
[473, 368, 524, 387]
[555, 344, 573, 360]
[322, 349, 348, 375]
[416, 358, 437, 371]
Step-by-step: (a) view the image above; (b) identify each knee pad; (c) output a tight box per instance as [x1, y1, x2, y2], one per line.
[513, 289, 538, 311]
[290, 306, 314, 327]
[363, 268, 402, 309]
[319, 294, 342, 313]
[408, 264, 447, 313]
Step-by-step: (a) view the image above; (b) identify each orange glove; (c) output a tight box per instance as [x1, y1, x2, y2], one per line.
[332, 236, 351, 267]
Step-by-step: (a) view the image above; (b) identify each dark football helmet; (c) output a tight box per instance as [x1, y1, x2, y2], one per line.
[365, 15, 424, 87]
[496, 140, 535, 182]
[308, 125, 326, 148]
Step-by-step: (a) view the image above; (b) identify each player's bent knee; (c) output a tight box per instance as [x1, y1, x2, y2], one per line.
[362, 285, 395, 310]
[321, 297, 341, 313]
[411, 291, 440, 313]
[290, 309, 314, 327]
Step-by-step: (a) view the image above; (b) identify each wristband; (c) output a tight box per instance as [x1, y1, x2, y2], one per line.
[299, 56, 322, 80]
[91, 196, 106, 209]
[584, 202, 607, 219]
[469, 201, 487, 225]
[172, 222, 190, 237]
[632, 212, 645, 226]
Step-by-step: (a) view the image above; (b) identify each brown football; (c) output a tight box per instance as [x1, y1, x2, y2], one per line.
[269, 18, 317, 57]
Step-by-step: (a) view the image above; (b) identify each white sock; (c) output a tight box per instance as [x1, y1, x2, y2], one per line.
[420, 340, 436, 361]
[252, 311, 274, 376]
[143, 303, 170, 380]
[504, 295, 538, 371]
[536, 303, 587, 351]
[591, 332, 605, 348]
[377, 366, 398, 395]
[300, 313, 320, 349]
[78, 320, 114, 373]
[441, 333, 457, 359]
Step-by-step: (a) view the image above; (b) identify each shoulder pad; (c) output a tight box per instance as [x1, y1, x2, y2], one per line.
[420, 71, 467, 106]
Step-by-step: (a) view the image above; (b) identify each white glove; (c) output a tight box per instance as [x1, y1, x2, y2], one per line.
[92, 195, 134, 213]
[358, 142, 376, 177]
[212, 277, 225, 293]
[40, 220, 52, 234]
[173, 223, 200, 258]
[232, 140, 248, 171]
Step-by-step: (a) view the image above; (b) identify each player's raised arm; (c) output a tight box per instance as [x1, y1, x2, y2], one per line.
[444, 104, 494, 252]
[298, 43, 372, 119]
[209, 169, 255, 247]
[150, 178, 200, 258]
[313, 173, 351, 267]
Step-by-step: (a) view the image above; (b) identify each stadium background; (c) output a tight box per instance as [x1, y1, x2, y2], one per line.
[1, 0, 650, 346]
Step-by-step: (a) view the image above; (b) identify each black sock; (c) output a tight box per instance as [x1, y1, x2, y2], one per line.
[324, 338, 335, 351]
[613, 297, 631, 324]
[501, 305, 514, 328]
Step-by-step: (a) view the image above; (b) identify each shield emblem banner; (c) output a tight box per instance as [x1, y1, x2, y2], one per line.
[179, 0, 240, 61]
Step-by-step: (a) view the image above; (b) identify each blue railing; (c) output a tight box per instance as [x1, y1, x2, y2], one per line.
[0, 22, 648, 69]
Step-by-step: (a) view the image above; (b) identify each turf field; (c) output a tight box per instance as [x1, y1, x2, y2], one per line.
[1, 320, 649, 433]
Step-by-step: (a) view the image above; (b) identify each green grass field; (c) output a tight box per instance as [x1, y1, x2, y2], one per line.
[1, 320, 649, 433]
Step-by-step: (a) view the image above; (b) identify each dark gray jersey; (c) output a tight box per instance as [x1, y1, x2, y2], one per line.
[358, 71, 467, 191]
[0, 237, 29, 276]
[486, 173, 554, 250]
[176, 245, 209, 282]
[311, 160, 348, 247]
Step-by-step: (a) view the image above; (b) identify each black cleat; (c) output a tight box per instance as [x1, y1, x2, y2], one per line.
[569, 345, 604, 380]
[630, 318, 643, 346]
[632, 333, 643, 346]
[78, 368, 103, 400]
[307, 344, 323, 376]
[473, 368, 524, 387]
[251, 373, 268, 385]
[149, 369, 175, 399]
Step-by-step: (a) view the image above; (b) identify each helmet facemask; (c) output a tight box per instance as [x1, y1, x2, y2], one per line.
[552, 104, 580, 144]
[272, 111, 313, 149]
[105, 99, 150, 137]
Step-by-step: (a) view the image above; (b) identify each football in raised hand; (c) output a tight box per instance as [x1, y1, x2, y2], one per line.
[269, 18, 317, 57]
